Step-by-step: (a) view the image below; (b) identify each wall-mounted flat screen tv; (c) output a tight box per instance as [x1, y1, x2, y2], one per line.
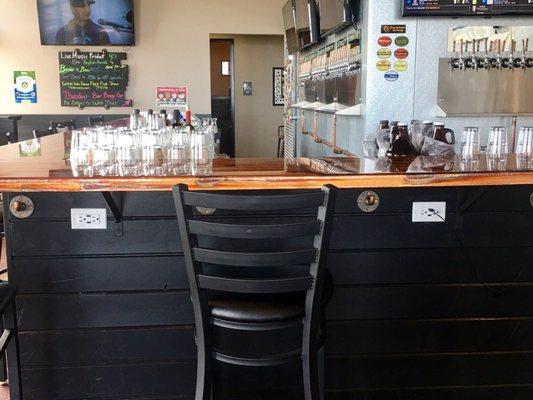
[283, 0, 299, 54]
[319, 0, 358, 36]
[294, 0, 320, 49]
[37, 0, 135, 46]
[403, 0, 533, 17]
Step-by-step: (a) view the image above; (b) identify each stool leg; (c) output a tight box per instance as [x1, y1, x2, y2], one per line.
[194, 297, 213, 400]
[5, 300, 22, 400]
[302, 346, 320, 400]
[195, 338, 213, 400]
[318, 346, 325, 400]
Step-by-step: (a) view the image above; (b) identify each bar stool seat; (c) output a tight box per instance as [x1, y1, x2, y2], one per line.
[209, 270, 333, 323]
[210, 294, 304, 323]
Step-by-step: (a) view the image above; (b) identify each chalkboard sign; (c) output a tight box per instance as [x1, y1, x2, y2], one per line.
[59, 50, 132, 108]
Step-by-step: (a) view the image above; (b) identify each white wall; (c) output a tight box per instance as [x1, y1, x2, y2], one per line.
[0, 0, 285, 115]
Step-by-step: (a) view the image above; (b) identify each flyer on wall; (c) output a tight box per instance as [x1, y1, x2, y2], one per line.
[156, 86, 188, 108]
[14, 71, 38, 104]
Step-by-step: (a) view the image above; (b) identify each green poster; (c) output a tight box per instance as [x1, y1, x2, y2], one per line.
[14, 71, 38, 104]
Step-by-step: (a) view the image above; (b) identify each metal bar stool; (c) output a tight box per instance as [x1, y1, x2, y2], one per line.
[49, 120, 77, 134]
[173, 184, 337, 400]
[277, 125, 285, 158]
[0, 279, 22, 399]
[88, 116, 105, 127]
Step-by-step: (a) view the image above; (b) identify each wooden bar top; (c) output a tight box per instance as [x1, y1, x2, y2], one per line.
[0, 133, 531, 192]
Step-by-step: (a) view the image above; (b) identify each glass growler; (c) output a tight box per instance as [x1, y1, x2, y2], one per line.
[433, 122, 455, 145]
[388, 123, 417, 157]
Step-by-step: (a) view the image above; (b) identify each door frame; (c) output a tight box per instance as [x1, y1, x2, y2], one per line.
[210, 38, 235, 158]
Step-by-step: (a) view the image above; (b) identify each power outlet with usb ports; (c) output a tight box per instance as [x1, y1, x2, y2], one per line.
[412, 202, 446, 223]
[71, 209, 107, 230]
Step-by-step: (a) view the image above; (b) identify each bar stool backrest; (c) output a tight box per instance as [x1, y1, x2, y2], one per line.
[50, 120, 77, 134]
[0, 116, 21, 145]
[173, 183, 336, 322]
[88, 116, 105, 127]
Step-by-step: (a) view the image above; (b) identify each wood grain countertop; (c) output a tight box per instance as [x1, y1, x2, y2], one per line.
[0, 132, 531, 192]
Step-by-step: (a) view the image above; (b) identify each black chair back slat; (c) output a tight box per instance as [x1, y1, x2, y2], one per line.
[193, 248, 317, 267]
[182, 191, 326, 210]
[197, 275, 313, 294]
[188, 220, 322, 239]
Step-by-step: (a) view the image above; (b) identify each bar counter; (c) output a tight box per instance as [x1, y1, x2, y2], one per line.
[0, 132, 531, 192]
[1, 133, 533, 400]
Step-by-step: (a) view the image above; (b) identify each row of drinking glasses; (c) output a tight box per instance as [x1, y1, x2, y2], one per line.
[461, 126, 533, 160]
[70, 126, 215, 177]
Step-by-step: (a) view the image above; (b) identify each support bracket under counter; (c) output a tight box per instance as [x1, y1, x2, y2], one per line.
[101, 192, 123, 237]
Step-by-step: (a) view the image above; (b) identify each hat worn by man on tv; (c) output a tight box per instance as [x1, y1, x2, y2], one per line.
[70, 0, 96, 6]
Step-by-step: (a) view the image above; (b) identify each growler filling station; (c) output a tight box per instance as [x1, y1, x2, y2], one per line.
[0, 0, 532, 399]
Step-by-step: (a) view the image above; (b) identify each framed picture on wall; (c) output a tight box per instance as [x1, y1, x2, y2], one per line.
[273, 67, 284, 106]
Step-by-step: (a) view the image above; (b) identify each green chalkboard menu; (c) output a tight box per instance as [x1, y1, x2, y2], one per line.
[59, 50, 132, 108]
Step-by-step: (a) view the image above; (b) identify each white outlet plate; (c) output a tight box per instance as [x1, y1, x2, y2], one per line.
[71, 209, 107, 230]
[412, 202, 446, 223]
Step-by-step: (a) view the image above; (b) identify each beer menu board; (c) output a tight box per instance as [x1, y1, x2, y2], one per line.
[403, 0, 533, 16]
[59, 50, 132, 108]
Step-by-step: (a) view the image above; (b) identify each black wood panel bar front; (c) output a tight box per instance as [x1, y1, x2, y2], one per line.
[2, 186, 533, 399]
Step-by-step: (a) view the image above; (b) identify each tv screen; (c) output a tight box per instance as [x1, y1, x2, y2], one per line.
[319, 0, 357, 36]
[37, 0, 135, 46]
[403, 0, 533, 17]
[283, 0, 299, 54]
[294, 0, 320, 49]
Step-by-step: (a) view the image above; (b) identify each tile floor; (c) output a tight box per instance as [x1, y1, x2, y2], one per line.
[0, 385, 8, 399]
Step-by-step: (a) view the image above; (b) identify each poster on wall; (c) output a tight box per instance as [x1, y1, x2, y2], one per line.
[273, 67, 284, 106]
[156, 86, 188, 108]
[19, 139, 41, 157]
[14, 71, 38, 104]
[59, 50, 132, 108]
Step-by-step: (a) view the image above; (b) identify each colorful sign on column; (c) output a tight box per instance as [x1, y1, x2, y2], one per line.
[14, 71, 37, 104]
[378, 25, 411, 82]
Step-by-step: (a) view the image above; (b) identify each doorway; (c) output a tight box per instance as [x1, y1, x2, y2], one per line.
[210, 39, 235, 158]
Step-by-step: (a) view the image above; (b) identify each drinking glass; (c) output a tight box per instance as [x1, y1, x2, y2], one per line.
[421, 121, 435, 137]
[486, 127, 509, 161]
[460, 127, 481, 159]
[70, 129, 94, 177]
[515, 127, 533, 158]
[92, 128, 117, 176]
[141, 129, 167, 176]
[375, 128, 391, 157]
[362, 131, 378, 158]
[168, 128, 191, 175]
[117, 130, 141, 176]
[191, 127, 215, 176]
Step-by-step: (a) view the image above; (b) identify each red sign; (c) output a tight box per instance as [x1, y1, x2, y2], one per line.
[156, 86, 188, 107]
[394, 48, 409, 60]
[378, 36, 392, 47]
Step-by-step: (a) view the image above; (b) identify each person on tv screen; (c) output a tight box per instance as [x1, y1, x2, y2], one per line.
[55, 0, 111, 45]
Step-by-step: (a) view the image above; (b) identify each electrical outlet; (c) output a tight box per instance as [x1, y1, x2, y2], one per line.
[412, 202, 446, 223]
[71, 209, 107, 230]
